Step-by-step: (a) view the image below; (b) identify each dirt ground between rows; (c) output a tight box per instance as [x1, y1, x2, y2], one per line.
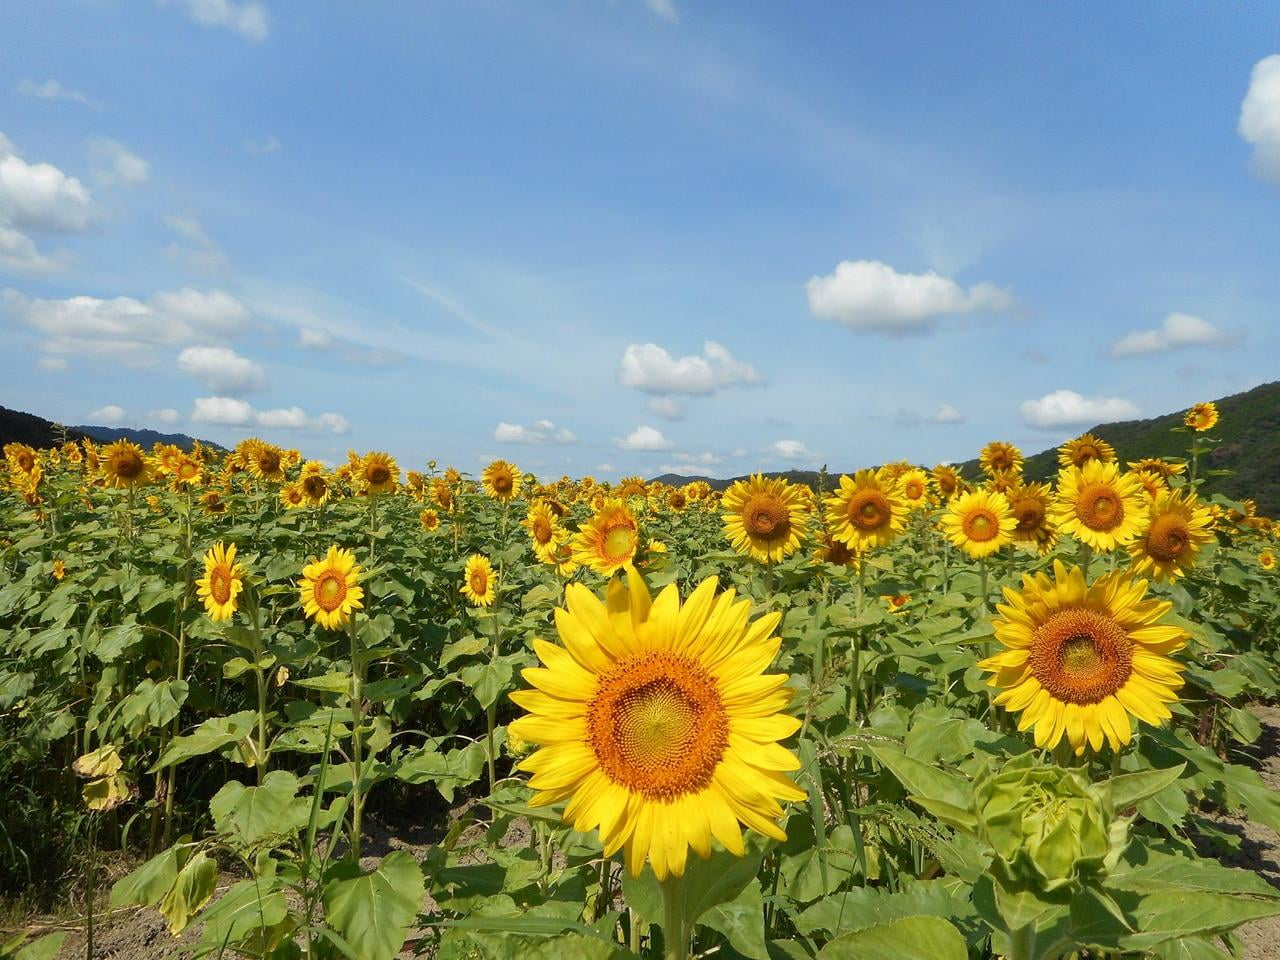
[19, 706, 1280, 959]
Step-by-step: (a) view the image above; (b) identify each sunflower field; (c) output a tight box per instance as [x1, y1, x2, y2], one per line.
[3, 401, 1280, 960]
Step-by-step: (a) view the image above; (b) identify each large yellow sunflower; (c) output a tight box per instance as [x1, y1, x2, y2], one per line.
[461, 554, 497, 607]
[940, 489, 1016, 559]
[979, 441, 1023, 477]
[523, 501, 566, 564]
[1058, 433, 1116, 469]
[99, 440, 153, 489]
[573, 499, 640, 576]
[1007, 482, 1058, 554]
[897, 469, 930, 511]
[931, 464, 964, 499]
[196, 542, 244, 623]
[1127, 489, 1214, 581]
[482, 459, 522, 502]
[980, 561, 1188, 755]
[508, 569, 804, 880]
[4, 443, 38, 475]
[824, 469, 907, 553]
[360, 451, 399, 494]
[1184, 401, 1219, 432]
[721, 474, 809, 564]
[247, 442, 286, 483]
[299, 546, 364, 629]
[1050, 460, 1148, 551]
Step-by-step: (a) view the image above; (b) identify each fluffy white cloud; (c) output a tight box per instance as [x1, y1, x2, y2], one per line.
[1240, 55, 1280, 185]
[191, 397, 349, 433]
[647, 396, 686, 420]
[4, 286, 250, 366]
[88, 404, 126, 424]
[806, 259, 1013, 334]
[1020, 390, 1140, 430]
[89, 139, 148, 186]
[165, 215, 227, 271]
[646, 0, 679, 23]
[619, 340, 762, 395]
[771, 439, 813, 461]
[149, 408, 181, 424]
[616, 425, 673, 451]
[933, 403, 964, 424]
[163, 0, 269, 42]
[17, 79, 93, 106]
[178, 345, 268, 394]
[493, 419, 575, 445]
[0, 134, 92, 271]
[0, 224, 64, 273]
[1112, 313, 1235, 356]
[299, 327, 332, 349]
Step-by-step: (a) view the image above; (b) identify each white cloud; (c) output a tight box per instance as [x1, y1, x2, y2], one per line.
[4, 286, 250, 366]
[596, 463, 617, 474]
[0, 224, 65, 273]
[191, 396, 348, 433]
[1240, 54, 1280, 185]
[299, 327, 332, 349]
[0, 136, 94, 230]
[149, 408, 181, 424]
[493, 419, 575, 445]
[163, 0, 269, 42]
[616, 425, 673, 451]
[619, 340, 762, 395]
[645, 0, 679, 23]
[1111, 313, 1236, 356]
[37, 356, 67, 372]
[806, 259, 1013, 334]
[88, 404, 126, 424]
[243, 136, 281, 155]
[771, 439, 813, 462]
[17, 79, 94, 107]
[89, 139, 149, 186]
[647, 395, 686, 420]
[165, 215, 227, 271]
[672, 451, 722, 466]
[177, 345, 268, 394]
[314, 412, 350, 434]
[659, 463, 715, 477]
[933, 403, 964, 424]
[191, 396, 253, 425]
[1020, 390, 1140, 430]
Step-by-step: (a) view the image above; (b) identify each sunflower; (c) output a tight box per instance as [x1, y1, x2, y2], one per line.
[812, 533, 859, 568]
[201, 490, 227, 515]
[52, 559, 66, 581]
[508, 569, 804, 880]
[431, 478, 455, 511]
[299, 546, 365, 629]
[1127, 458, 1186, 481]
[980, 561, 1187, 755]
[482, 459, 522, 502]
[721, 474, 809, 564]
[824, 469, 907, 553]
[1184, 402, 1219, 432]
[360, 451, 400, 494]
[461, 554, 497, 607]
[247, 442, 286, 483]
[1131, 468, 1166, 501]
[881, 594, 911, 615]
[931, 464, 964, 499]
[941, 489, 1016, 559]
[279, 483, 306, 509]
[1050, 461, 1148, 551]
[523, 501, 566, 563]
[897, 469, 930, 510]
[1058, 433, 1116, 469]
[1127, 489, 1214, 581]
[170, 455, 203, 491]
[300, 469, 331, 506]
[1261, 550, 1277, 571]
[4, 443, 38, 475]
[573, 499, 640, 576]
[980, 441, 1023, 477]
[548, 540, 580, 578]
[99, 440, 153, 489]
[1007, 482, 1057, 553]
[615, 475, 648, 501]
[196, 542, 245, 622]
[406, 470, 426, 498]
[985, 468, 1021, 495]
[419, 508, 441, 532]
[156, 444, 185, 475]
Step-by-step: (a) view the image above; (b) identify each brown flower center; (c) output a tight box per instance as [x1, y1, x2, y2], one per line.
[314, 572, 347, 612]
[1147, 513, 1190, 561]
[601, 523, 637, 562]
[848, 489, 890, 531]
[115, 453, 144, 479]
[532, 516, 553, 544]
[210, 566, 232, 605]
[367, 465, 391, 486]
[493, 473, 513, 494]
[469, 569, 488, 596]
[1029, 608, 1133, 705]
[1012, 496, 1045, 532]
[1075, 483, 1124, 531]
[743, 495, 790, 539]
[963, 508, 999, 542]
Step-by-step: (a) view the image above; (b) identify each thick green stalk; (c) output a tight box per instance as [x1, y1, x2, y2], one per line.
[1006, 923, 1037, 960]
[347, 613, 365, 861]
[659, 872, 687, 960]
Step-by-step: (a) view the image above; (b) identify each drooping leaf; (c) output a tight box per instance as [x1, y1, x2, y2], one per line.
[322, 851, 425, 960]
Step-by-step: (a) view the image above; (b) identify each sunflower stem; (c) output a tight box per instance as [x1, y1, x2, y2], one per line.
[659, 872, 688, 960]
[347, 612, 365, 862]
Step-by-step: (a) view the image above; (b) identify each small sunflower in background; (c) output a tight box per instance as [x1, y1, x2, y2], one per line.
[1051, 460, 1148, 551]
[812, 532, 859, 569]
[721, 474, 809, 563]
[881, 593, 912, 615]
[300, 546, 364, 629]
[247, 441, 287, 483]
[431, 477, 455, 511]
[360, 451, 400, 495]
[507, 569, 804, 881]
[201, 490, 228, 515]
[824, 469, 907, 554]
[1127, 489, 1214, 581]
[980, 560, 1188, 755]
[170, 455, 203, 491]
[279, 483, 306, 509]
[522, 500, 565, 563]
[419, 507, 441, 532]
[897, 468, 930, 510]
[1127, 457, 1186, 481]
[52, 559, 66, 581]
[941, 489, 1016, 559]
[1131, 468, 1167, 501]
[1260, 549, 1277, 572]
[979, 440, 1023, 477]
[99, 440, 153, 489]
[615, 475, 648, 501]
[300, 465, 331, 506]
[573, 499, 640, 576]
[1058, 433, 1116, 469]
[461, 554, 497, 607]
[1007, 482, 1057, 554]
[482, 459, 522, 502]
[197, 542, 244, 623]
[931, 464, 964, 499]
[1185, 401, 1220, 432]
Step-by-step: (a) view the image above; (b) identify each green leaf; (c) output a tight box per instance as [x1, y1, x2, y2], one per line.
[702, 878, 769, 959]
[120, 678, 189, 736]
[322, 851, 425, 960]
[209, 771, 309, 849]
[795, 879, 975, 939]
[818, 915, 967, 960]
[160, 851, 218, 935]
[1108, 764, 1186, 810]
[1107, 850, 1280, 900]
[195, 875, 290, 954]
[110, 846, 181, 909]
[11, 932, 66, 960]
[868, 745, 973, 815]
[151, 711, 257, 772]
[461, 660, 512, 710]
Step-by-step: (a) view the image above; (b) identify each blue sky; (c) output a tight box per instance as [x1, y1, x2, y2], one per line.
[2, 1, 1278, 479]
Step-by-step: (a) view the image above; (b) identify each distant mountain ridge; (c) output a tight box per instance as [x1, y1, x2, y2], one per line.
[0, 406, 223, 453]
[70, 424, 224, 453]
[651, 380, 1280, 516]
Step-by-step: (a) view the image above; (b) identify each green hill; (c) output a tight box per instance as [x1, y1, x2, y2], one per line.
[1, 406, 223, 454]
[652, 380, 1280, 516]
